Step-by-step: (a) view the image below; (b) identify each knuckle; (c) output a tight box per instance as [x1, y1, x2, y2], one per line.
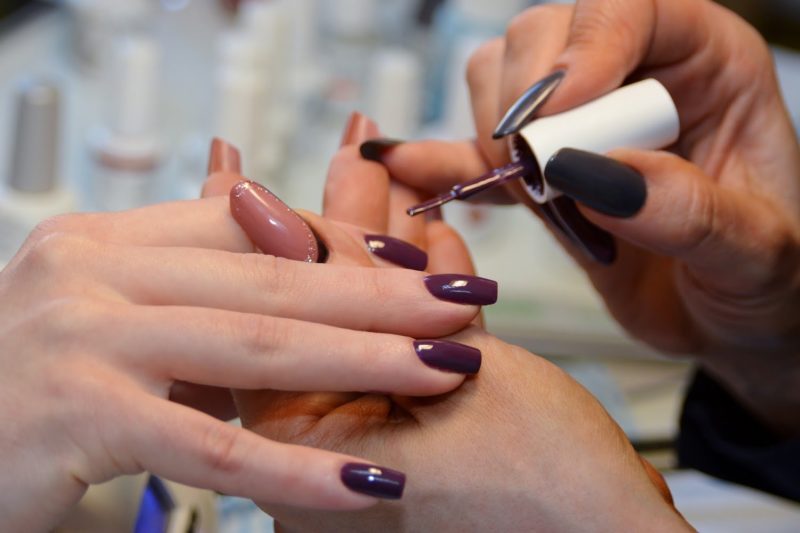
[241, 313, 282, 357]
[366, 268, 395, 311]
[680, 180, 717, 254]
[44, 297, 116, 344]
[505, 5, 561, 44]
[466, 38, 502, 88]
[567, 2, 641, 56]
[240, 253, 284, 295]
[27, 213, 84, 243]
[21, 231, 94, 272]
[199, 424, 246, 475]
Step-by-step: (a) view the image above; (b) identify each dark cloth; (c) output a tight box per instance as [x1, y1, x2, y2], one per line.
[677, 370, 800, 502]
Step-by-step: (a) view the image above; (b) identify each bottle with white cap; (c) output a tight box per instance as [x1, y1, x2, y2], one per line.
[508, 79, 680, 204]
[88, 35, 163, 211]
[365, 47, 423, 139]
[319, 0, 381, 115]
[0, 79, 76, 264]
[213, 29, 267, 178]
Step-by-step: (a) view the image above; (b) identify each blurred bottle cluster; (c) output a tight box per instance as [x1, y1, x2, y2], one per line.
[0, 0, 547, 262]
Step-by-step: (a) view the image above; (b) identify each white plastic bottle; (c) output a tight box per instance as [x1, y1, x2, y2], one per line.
[0, 79, 75, 264]
[88, 36, 163, 211]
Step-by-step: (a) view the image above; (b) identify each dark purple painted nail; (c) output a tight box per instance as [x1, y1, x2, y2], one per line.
[359, 138, 404, 162]
[547, 197, 616, 265]
[340, 463, 405, 499]
[424, 274, 498, 305]
[414, 340, 481, 374]
[365, 234, 428, 271]
[544, 148, 647, 218]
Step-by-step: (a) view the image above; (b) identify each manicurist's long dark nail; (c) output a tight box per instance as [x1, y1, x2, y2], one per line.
[544, 148, 647, 218]
[424, 274, 497, 305]
[365, 234, 428, 271]
[414, 340, 481, 374]
[360, 138, 404, 162]
[341, 463, 405, 499]
[492, 70, 565, 139]
[545, 197, 617, 265]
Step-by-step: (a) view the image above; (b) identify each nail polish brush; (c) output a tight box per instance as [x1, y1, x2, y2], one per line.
[407, 79, 679, 264]
[408, 78, 679, 217]
[407, 158, 535, 216]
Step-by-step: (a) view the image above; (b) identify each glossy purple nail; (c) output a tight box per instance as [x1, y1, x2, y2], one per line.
[414, 340, 481, 374]
[341, 463, 405, 499]
[424, 274, 497, 305]
[365, 234, 428, 271]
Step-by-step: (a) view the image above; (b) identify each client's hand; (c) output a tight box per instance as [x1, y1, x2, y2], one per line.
[232, 116, 690, 532]
[246, 328, 692, 533]
[368, 0, 800, 435]
[0, 139, 484, 531]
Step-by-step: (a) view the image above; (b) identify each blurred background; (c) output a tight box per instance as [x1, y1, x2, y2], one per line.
[0, 1, 799, 531]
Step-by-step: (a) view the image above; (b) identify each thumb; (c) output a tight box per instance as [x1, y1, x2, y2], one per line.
[573, 148, 790, 291]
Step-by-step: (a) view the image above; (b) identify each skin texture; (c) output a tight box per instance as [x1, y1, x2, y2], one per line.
[224, 129, 690, 531]
[375, 0, 800, 436]
[0, 177, 483, 531]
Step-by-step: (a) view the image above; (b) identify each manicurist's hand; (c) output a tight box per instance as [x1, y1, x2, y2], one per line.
[365, 0, 800, 435]
[231, 118, 690, 532]
[0, 138, 487, 532]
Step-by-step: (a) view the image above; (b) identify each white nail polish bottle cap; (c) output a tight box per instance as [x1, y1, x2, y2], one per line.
[510, 78, 680, 204]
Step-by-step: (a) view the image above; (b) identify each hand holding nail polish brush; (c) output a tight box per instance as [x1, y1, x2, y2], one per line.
[372, 0, 800, 449]
[405, 79, 680, 263]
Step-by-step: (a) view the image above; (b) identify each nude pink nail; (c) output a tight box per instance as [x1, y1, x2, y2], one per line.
[230, 181, 320, 262]
[340, 111, 380, 148]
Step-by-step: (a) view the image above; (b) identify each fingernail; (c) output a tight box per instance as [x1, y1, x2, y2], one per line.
[230, 181, 320, 263]
[340, 463, 405, 500]
[424, 274, 497, 305]
[546, 197, 617, 265]
[364, 234, 427, 271]
[208, 137, 241, 175]
[340, 111, 380, 148]
[492, 70, 565, 139]
[544, 148, 647, 218]
[359, 138, 404, 162]
[414, 339, 481, 374]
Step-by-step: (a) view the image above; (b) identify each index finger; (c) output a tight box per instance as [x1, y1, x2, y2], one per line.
[542, 0, 711, 114]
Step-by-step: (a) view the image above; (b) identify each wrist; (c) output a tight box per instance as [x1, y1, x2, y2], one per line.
[703, 354, 800, 437]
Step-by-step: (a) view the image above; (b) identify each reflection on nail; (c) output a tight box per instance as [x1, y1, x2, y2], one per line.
[546, 197, 616, 265]
[424, 274, 498, 305]
[340, 463, 405, 499]
[414, 339, 481, 374]
[230, 181, 320, 263]
[493, 70, 565, 139]
[365, 234, 428, 271]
